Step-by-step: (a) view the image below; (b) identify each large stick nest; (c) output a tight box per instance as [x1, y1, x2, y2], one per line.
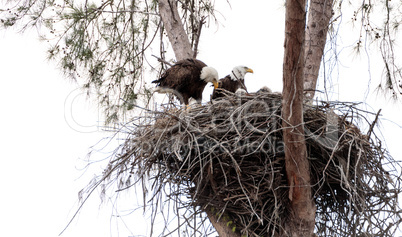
[101, 92, 402, 236]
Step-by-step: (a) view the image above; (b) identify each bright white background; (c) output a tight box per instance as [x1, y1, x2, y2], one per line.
[1, 1, 401, 236]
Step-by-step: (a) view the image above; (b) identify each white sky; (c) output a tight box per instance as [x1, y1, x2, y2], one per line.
[1, 1, 401, 236]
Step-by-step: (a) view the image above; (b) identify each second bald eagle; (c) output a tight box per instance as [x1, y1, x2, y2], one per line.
[211, 66, 253, 99]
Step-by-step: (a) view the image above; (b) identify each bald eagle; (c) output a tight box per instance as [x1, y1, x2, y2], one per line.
[152, 58, 219, 105]
[211, 66, 253, 99]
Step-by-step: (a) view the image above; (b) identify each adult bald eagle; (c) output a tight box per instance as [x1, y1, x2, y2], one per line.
[211, 66, 253, 99]
[152, 58, 219, 105]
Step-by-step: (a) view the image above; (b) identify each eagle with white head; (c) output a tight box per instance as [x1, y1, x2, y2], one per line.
[152, 58, 219, 105]
[211, 66, 253, 99]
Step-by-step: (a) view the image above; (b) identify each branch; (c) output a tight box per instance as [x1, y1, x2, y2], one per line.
[303, 0, 334, 102]
[158, 0, 193, 60]
[366, 109, 382, 140]
[152, 54, 173, 67]
[193, 16, 206, 58]
[89, 8, 159, 15]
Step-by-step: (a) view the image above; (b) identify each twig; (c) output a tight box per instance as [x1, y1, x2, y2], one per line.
[193, 16, 206, 58]
[89, 8, 160, 16]
[366, 109, 382, 139]
[152, 54, 173, 66]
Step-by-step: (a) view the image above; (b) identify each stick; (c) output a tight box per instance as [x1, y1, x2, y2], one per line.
[193, 16, 206, 58]
[366, 109, 382, 139]
[152, 54, 173, 66]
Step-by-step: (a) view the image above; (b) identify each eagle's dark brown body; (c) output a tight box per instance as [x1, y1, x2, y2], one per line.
[211, 66, 253, 100]
[211, 75, 247, 99]
[152, 59, 210, 105]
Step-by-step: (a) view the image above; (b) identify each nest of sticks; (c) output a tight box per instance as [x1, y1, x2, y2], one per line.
[101, 91, 402, 236]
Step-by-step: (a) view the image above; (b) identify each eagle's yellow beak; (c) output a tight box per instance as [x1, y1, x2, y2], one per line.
[246, 68, 254, 73]
[213, 80, 219, 89]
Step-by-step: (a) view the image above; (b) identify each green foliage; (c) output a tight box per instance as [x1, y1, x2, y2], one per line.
[0, 0, 217, 123]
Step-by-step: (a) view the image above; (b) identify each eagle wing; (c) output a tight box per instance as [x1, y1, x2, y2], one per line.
[152, 59, 207, 104]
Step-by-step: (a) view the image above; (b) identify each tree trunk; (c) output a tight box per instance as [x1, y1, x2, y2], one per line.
[303, 0, 334, 102]
[282, 0, 316, 236]
[158, 1, 237, 235]
[205, 209, 241, 237]
[158, 0, 193, 61]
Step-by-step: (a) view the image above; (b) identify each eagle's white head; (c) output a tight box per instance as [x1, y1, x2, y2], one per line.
[230, 66, 254, 81]
[201, 66, 219, 89]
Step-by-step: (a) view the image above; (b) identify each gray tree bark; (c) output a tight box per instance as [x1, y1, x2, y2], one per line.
[158, 0, 193, 61]
[282, 0, 316, 236]
[158, 1, 238, 235]
[303, 0, 334, 102]
[205, 209, 241, 237]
